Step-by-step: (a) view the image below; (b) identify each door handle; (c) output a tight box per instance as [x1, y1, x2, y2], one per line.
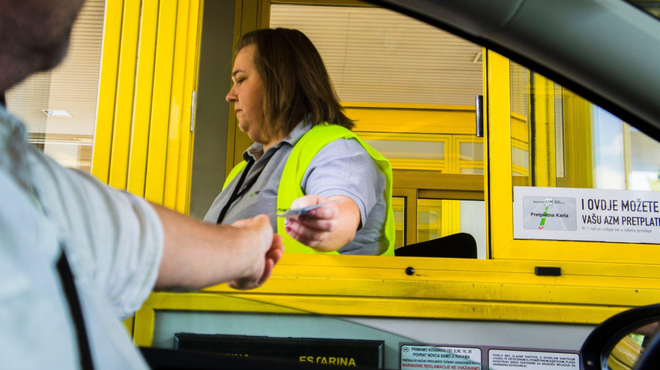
[476, 95, 484, 138]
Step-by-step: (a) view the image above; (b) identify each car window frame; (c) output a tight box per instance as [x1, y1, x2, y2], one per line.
[128, 0, 660, 346]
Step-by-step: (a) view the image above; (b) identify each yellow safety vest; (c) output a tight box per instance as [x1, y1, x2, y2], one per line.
[223, 123, 395, 256]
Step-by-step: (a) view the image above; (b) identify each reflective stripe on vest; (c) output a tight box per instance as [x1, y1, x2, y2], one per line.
[224, 123, 395, 256]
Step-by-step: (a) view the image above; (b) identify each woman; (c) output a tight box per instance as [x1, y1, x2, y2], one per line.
[204, 28, 394, 256]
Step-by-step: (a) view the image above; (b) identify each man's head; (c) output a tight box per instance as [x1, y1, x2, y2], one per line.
[0, 0, 85, 93]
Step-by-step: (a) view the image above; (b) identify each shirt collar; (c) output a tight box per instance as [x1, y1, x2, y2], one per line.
[242, 119, 313, 162]
[0, 105, 33, 194]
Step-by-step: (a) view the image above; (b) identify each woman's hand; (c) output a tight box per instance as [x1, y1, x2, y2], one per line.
[284, 195, 360, 252]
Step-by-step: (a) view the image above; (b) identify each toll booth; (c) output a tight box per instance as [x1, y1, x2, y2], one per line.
[5, 0, 660, 369]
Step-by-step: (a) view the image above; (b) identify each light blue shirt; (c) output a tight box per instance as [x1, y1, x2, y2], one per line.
[0, 107, 163, 369]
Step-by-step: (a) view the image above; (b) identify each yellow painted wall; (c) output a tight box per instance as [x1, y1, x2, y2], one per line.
[92, 0, 203, 214]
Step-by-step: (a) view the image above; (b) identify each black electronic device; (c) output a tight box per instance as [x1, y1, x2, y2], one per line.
[173, 333, 385, 369]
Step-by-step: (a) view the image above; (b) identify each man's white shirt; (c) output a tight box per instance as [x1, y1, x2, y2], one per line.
[0, 107, 164, 369]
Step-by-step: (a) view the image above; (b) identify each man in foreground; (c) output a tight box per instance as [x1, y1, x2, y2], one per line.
[0, 0, 284, 368]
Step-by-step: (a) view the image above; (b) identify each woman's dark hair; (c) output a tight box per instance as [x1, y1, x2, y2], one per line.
[236, 28, 354, 140]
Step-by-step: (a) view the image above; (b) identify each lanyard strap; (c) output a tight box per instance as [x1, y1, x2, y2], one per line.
[57, 250, 95, 370]
[216, 157, 256, 223]
[217, 144, 284, 224]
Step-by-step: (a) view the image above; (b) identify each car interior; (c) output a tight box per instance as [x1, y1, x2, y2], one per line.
[5, 0, 660, 369]
[143, 0, 660, 366]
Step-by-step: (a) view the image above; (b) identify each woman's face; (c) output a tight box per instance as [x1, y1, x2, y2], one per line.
[226, 44, 265, 143]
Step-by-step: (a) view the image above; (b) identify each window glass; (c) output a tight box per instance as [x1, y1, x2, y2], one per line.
[512, 147, 530, 176]
[509, 62, 531, 180]
[271, 4, 487, 253]
[457, 138, 484, 174]
[459, 142, 483, 162]
[4, 0, 104, 173]
[629, 127, 660, 191]
[629, 0, 660, 18]
[269, 5, 482, 106]
[417, 199, 486, 258]
[460, 168, 484, 175]
[392, 197, 406, 248]
[506, 60, 660, 249]
[364, 139, 445, 160]
[509, 61, 660, 192]
[417, 199, 442, 242]
[269, 4, 484, 174]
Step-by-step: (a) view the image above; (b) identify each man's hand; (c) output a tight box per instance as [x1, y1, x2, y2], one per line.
[152, 205, 283, 291]
[228, 215, 284, 290]
[284, 195, 360, 252]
